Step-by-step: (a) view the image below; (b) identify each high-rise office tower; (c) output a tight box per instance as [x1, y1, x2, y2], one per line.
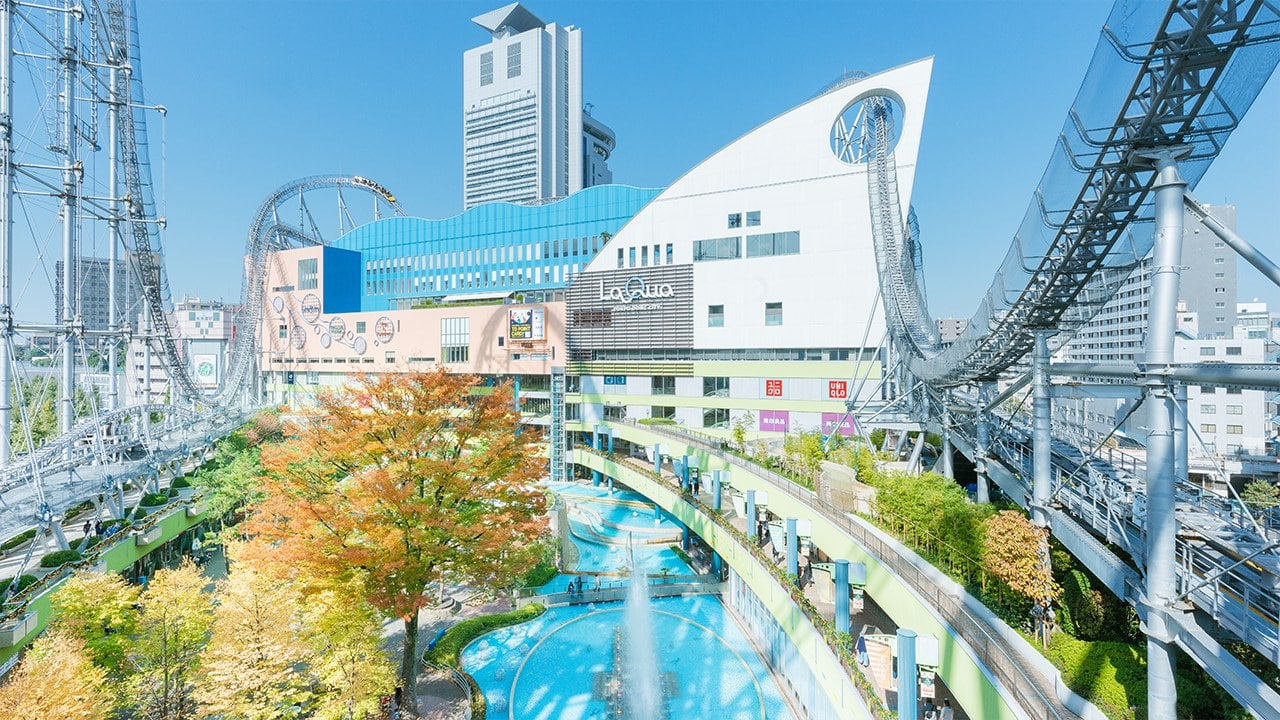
[463, 3, 616, 209]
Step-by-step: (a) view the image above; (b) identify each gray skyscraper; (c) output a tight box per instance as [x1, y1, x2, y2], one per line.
[462, 3, 616, 209]
[53, 256, 143, 336]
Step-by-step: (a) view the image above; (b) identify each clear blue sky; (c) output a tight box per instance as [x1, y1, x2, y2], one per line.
[125, 0, 1279, 321]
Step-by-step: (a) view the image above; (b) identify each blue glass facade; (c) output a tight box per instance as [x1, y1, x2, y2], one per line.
[331, 185, 661, 312]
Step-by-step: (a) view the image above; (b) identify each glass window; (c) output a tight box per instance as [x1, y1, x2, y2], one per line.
[278, 324, 287, 339]
[652, 376, 675, 395]
[1226, 405, 1243, 415]
[703, 407, 729, 428]
[727, 213, 742, 229]
[507, 42, 521, 78]
[629, 247, 637, 267]
[1214, 257, 1225, 264]
[651, 405, 675, 420]
[703, 376, 729, 397]
[641, 246, 649, 267]
[617, 248, 624, 269]
[1200, 386, 1217, 394]
[1226, 346, 1242, 356]
[746, 231, 800, 258]
[1201, 423, 1217, 433]
[441, 317, 470, 364]
[1201, 404, 1216, 414]
[1199, 347, 1216, 356]
[692, 237, 740, 262]
[666, 243, 674, 265]
[708, 304, 724, 328]
[355, 321, 366, 334]
[479, 51, 493, 86]
[1214, 272, 1225, 279]
[385, 351, 396, 364]
[298, 258, 319, 290]
[746, 210, 761, 226]
[765, 301, 783, 326]
[1227, 424, 1243, 435]
[1227, 388, 1242, 394]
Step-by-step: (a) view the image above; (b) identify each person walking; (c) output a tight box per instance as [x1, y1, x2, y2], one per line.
[82, 519, 91, 537]
[939, 698, 954, 720]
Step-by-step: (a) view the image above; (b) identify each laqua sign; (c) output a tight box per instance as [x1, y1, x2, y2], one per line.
[598, 275, 675, 304]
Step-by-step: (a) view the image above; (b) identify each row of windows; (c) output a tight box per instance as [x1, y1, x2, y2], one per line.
[478, 43, 521, 86]
[1200, 423, 1245, 434]
[1199, 346, 1244, 356]
[727, 211, 761, 229]
[708, 302, 783, 327]
[618, 243, 675, 269]
[1200, 404, 1245, 414]
[366, 235, 604, 275]
[693, 232, 801, 263]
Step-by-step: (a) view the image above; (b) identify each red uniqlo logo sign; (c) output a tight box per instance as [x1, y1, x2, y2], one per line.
[828, 380, 848, 399]
[765, 379, 783, 397]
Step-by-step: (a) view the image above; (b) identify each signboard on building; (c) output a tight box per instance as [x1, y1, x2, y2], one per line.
[759, 410, 790, 433]
[193, 354, 218, 385]
[508, 307, 545, 340]
[821, 412, 856, 437]
[566, 265, 693, 360]
[764, 379, 783, 397]
[828, 380, 848, 399]
[603, 375, 626, 386]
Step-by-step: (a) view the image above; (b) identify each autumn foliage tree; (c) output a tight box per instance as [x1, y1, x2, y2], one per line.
[983, 510, 1059, 626]
[0, 630, 113, 720]
[244, 370, 549, 712]
[128, 562, 215, 720]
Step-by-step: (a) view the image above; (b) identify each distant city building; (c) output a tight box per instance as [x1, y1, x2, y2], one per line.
[1237, 300, 1279, 343]
[173, 297, 239, 389]
[125, 311, 170, 406]
[54, 257, 143, 339]
[936, 317, 968, 344]
[1181, 336, 1271, 457]
[462, 2, 616, 209]
[1057, 205, 1239, 442]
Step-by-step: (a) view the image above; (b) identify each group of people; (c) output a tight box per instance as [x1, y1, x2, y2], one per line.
[922, 698, 954, 720]
[82, 518, 118, 539]
[567, 575, 599, 595]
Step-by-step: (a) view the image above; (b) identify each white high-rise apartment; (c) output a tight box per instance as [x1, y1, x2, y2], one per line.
[463, 3, 615, 209]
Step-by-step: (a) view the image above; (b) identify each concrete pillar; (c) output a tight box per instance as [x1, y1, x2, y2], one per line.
[835, 559, 850, 633]
[1144, 152, 1188, 720]
[592, 425, 600, 451]
[786, 517, 798, 579]
[607, 476, 613, 493]
[746, 490, 757, 538]
[896, 628, 918, 720]
[653, 443, 662, 475]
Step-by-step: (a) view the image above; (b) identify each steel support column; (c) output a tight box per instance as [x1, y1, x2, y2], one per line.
[1031, 331, 1053, 527]
[835, 559, 850, 634]
[974, 381, 994, 503]
[896, 628, 918, 720]
[1144, 152, 1188, 720]
[58, 4, 79, 438]
[939, 393, 954, 479]
[786, 517, 798, 580]
[746, 490, 757, 540]
[1173, 384, 1187, 484]
[0, 0, 12, 465]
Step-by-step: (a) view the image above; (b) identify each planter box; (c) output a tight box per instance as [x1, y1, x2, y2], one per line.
[134, 526, 163, 546]
[0, 612, 37, 648]
[176, 487, 197, 500]
[186, 502, 206, 518]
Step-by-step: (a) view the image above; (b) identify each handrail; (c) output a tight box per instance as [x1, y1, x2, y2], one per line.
[598, 421, 1080, 720]
[423, 661, 474, 720]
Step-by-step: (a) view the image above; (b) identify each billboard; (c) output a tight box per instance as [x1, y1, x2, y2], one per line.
[508, 307, 546, 340]
[759, 410, 790, 433]
[821, 412, 856, 437]
[193, 353, 218, 386]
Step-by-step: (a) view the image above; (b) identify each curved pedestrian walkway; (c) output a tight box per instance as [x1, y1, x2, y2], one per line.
[581, 420, 1105, 720]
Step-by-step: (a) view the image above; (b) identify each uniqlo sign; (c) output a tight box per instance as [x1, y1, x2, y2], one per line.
[828, 380, 848, 399]
[765, 379, 783, 397]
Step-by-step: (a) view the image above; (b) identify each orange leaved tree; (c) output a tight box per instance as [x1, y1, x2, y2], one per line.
[244, 369, 548, 711]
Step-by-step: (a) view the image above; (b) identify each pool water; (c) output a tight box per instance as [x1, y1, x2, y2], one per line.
[461, 594, 795, 720]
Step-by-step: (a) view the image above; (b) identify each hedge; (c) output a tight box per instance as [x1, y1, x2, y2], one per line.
[39, 549, 83, 568]
[424, 603, 547, 668]
[1, 528, 37, 552]
[140, 492, 170, 507]
[170, 476, 191, 489]
[0, 574, 37, 595]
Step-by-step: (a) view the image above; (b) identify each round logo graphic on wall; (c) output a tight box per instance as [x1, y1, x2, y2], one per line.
[597, 275, 675, 304]
[328, 317, 346, 337]
[290, 325, 307, 350]
[300, 294, 322, 323]
[196, 361, 214, 379]
[374, 316, 395, 344]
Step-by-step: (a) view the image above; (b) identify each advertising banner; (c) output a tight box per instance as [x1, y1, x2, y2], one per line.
[764, 379, 783, 397]
[821, 412, 855, 437]
[193, 354, 218, 385]
[759, 410, 790, 433]
[508, 307, 545, 340]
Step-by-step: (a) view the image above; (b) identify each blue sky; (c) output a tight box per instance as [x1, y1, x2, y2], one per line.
[124, 0, 1279, 321]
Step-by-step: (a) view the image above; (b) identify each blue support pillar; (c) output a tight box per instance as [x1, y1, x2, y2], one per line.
[712, 470, 723, 511]
[653, 503, 660, 518]
[786, 517, 798, 579]
[746, 490, 757, 537]
[606, 429, 614, 454]
[835, 559, 850, 634]
[681, 523, 691, 551]
[680, 455, 692, 491]
[712, 552, 722, 576]
[593, 470, 601, 486]
[653, 444, 662, 475]
[896, 629, 918, 720]
[592, 425, 601, 450]
[513, 378, 521, 412]
[607, 476, 614, 493]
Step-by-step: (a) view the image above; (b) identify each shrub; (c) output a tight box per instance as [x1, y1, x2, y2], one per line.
[669, 544, 693, 567]
[1, 528, 37, 552]
[65, 500, 94, 518]
[1062, 569, 1106, 639]
[40, 549, 83, 568]
[170, 476, 191, 489]
[424, 603, 546, 668]
[134, 507, 149, 520]
[0, 574, 37, 594]
[521, 559, 558, 589]
[139, 492, 170, 507]
[639, 417, 677, 426]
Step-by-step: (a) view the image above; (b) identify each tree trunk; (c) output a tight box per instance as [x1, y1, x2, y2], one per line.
[400, 611, 420, 716]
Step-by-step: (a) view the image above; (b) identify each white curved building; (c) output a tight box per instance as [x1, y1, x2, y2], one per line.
[565, 59, 933, 435]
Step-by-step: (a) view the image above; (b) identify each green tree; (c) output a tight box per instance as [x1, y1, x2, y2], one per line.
[731, 411, 755, 452]
[244, 369, 549, 713]
[1241, 479, 1280, 511]
[304, 578, 397, 720]
[49, 570, 140, 678]
[128, 561, 215, 720]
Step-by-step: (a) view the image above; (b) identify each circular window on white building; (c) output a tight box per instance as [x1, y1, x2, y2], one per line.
[831, 94, 904, 164]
